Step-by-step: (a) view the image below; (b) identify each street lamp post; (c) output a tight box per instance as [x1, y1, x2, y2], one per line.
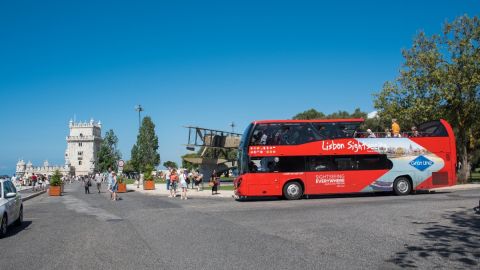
[135, 105, 144, 129]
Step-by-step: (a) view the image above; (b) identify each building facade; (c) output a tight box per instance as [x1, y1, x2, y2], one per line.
[15, 159, 73, 178]
[65, 119, 103, 175]
[16, 119, 103, 177]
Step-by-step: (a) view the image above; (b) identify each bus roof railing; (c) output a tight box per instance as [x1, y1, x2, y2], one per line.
[253, 118, 365, 124]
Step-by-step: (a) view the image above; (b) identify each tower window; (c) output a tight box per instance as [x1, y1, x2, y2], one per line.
[78, 151, 83, 156]
[79, 142, 83, 147]
[79, 161, 82, 165]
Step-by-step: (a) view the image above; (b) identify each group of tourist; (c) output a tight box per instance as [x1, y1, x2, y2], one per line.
[76, 169, 119, 201]
[365, 119, 420, 138]
[10, 173, 49, 191]
[163, 168, 222, 198]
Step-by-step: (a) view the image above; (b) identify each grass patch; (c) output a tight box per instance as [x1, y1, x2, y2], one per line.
[219, 177, 234, 182]
[124, 178, 165, 184]
[470, 172, 480, 182]
[216, 185, 235, 191]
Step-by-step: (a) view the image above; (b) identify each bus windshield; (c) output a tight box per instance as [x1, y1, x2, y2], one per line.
[238, 123, 253, 175]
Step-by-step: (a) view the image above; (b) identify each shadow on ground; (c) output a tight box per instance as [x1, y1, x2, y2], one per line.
[387, 207, 480, 268]
[236, 191, 447, 202]
[3, 221, 32, 239]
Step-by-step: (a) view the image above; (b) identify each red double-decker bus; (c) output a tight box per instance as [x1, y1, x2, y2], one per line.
[234, 119, 456, 200]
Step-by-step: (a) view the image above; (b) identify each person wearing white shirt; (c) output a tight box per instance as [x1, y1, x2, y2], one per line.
[95, 173, 102, 193]
[179, 170, 188, 200]
[165, 169, 172, 191]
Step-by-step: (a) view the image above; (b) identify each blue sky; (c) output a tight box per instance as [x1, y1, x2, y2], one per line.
[0, 0, 478, 175]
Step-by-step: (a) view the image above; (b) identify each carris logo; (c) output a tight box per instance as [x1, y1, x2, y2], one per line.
[409, 155, 434, 171]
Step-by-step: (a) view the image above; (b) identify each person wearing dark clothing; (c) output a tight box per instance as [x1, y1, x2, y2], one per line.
[211, 170, 219, 195]
[84, 177, 91, 194]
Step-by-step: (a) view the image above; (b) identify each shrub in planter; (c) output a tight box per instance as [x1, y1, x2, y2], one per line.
[143, 166, 155, 190]
[117, 176, 127, 193]
[49, 170, 62, 196]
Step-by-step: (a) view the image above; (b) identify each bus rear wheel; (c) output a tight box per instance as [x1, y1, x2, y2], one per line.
[283, 181, 303, 200]
[393, 177, 412, 196]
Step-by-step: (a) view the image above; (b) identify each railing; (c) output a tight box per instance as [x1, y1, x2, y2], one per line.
[354, 131, 427, 138]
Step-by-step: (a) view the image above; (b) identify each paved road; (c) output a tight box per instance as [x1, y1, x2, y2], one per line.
[1, 183, 479, 269]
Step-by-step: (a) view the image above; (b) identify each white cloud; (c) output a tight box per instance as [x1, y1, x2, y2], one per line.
[367, 111, 378, 119]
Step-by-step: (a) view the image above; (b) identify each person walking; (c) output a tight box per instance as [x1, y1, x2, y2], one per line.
[84, 177, 91, 194]
[211, 170, 219, 195]
[95, 173, 102, 193]
[31, 173, 37, 191]
[111, 172, 118, 201]
[195, 170, 203, 191]
[185, 170, 191, 189]
[188, 171, 194, 189]
[179, 169, 188, 200]
[107, 168, 114, 200]
[169, 169, 178, 198]
[38, 176, 44, 191]
[165, 168, 171, 191]
[138, 173, 144, 189]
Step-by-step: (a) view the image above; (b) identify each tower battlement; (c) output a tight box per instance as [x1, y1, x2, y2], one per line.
[69, 119, 102, 128]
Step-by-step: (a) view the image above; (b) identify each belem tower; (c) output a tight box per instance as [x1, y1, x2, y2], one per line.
[16, 119, 103, 177]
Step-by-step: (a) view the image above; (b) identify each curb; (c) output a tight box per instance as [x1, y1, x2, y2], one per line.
[22, 190, 46, 202]
[430, 184, 480, 192]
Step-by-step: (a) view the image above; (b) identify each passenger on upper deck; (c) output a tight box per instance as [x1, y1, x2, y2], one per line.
[411, 126, 419, 137]
[367, 129, 376, 138]
[385, 128, 392, 138]
[391, 119, 401, 137]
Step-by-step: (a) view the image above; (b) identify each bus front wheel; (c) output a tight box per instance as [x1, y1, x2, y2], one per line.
[283, 181, 303, 200]
[393, 177, 412, 196]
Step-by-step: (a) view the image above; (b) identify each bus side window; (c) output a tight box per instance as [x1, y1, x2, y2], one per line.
[314, 123, 335, 139]
[356, 155, 393, 170]
[334, 156, 357, 171]
[308, 156, 333, 171]
[287, 124, 320, 144]
[277, 156, 305, 172]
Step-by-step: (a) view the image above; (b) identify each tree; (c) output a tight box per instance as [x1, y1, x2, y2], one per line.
[97, 129, 122, 173]
[163, 161, 178, 169]
[131, 116, 161, 173]
[374, 15, 480, 182]
[122, 160, 135, 175]
[293, 109, 325, 120]
[293, 108, 369, 121]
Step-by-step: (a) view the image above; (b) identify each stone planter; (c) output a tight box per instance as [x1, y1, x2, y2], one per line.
[117, 183, 127, 193]
[49, 186, 62, 196]
[143, 180, 155, 190]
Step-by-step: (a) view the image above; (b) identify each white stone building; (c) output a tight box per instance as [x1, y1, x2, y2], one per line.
[65, 119, 103, 175]
[16, 119, 103, 177]
[15, 159, 73, 178]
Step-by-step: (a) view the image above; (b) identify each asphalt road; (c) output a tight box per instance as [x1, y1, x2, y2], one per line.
[1, 182, 479, 269]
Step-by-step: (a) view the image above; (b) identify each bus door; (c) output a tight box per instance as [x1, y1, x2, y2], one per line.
[247, 157, 282, 196]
